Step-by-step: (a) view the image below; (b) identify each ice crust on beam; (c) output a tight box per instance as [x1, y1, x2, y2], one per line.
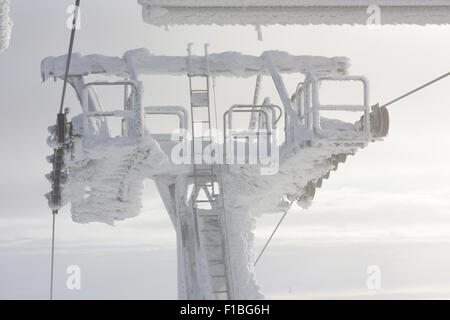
[139, 0, 450, 6]
[41, 53, 128, 81]
[41, 48, 349, 80]
[138, 0, 450, 26]
[0, 0, 12, 52]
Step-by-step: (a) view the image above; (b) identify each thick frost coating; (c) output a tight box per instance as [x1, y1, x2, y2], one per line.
[0, 0, 12, 52]
[41, 53, 129, 81]
[139, 0, 450, 6]
[41, 49, 349, 80]
[138, 0, 450, 26]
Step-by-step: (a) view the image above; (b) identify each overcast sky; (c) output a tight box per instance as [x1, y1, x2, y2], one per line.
[1, 0, 450, 299]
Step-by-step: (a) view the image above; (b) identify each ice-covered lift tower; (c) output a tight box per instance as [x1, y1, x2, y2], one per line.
[42, 0, 445, 300]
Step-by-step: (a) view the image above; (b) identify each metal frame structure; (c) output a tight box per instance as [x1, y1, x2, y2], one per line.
[223, 104, 282, 164]
[293, 75, 371, 140]
[81, 80, 143, 139]
[43, 45, 387, 300]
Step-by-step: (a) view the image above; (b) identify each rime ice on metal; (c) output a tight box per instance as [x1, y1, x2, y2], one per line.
[138, 0, 450, 26]
[42, 46, 389, 299]
[41, 1, 401, 300]
[0, 0, 12, 52]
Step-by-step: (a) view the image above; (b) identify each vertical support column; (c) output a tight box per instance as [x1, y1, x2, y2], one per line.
[263, 53, 313, 143]
[363, 79, 371, 137]
[312, 78, 321, 134]
[304, 78, 313, 131]
[174, 175, 206, 299]
[133, 80, 145, 138]
[249, 74, 262, 130]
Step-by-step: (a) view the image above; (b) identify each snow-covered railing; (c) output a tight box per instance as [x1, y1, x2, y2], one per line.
[293, 82, 309, 128]
[225, 104, 281, 131]
[43, 49, 372, 148]
[144, 106, 188, 142]
[223, 104, 281, 164]
[81, 80, 144, 139]
[144, 106, 188, 130]
[81, 80, 189, 143]
[294, 75, 371, 139]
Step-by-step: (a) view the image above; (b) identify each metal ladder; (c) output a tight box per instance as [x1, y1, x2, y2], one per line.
[187, 44, 233, 300]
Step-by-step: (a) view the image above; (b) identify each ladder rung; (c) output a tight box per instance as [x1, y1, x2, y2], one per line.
[196, 200, 214, 203]
[213, 291, 228, 294]
[208, 259, 224, 263]
[211, 275, 226, 278]
[201, 229, 221, 232]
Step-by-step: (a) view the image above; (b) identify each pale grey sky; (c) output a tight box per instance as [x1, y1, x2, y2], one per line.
[1, 0, 450, 299]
